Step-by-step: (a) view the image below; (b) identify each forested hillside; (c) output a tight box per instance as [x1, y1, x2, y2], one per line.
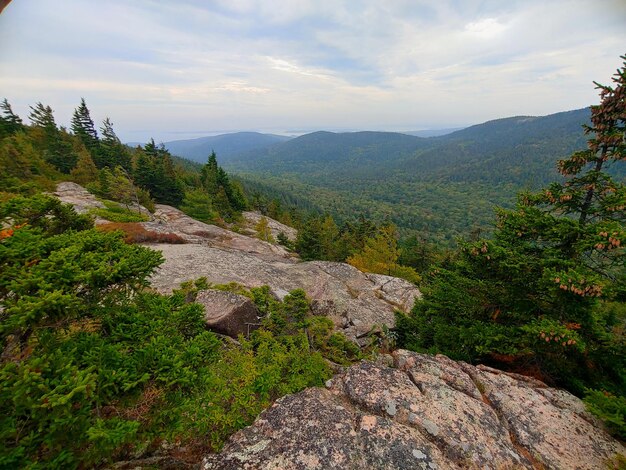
[156, 132, 291, 164]
[227, 108, 602, 242]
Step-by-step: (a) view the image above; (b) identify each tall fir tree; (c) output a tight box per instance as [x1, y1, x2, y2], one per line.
[99, 117, 131, 170]
[71, 98, 99, 155]
[0, 98, 23, 138]
[29, 102, 77, 173]
[133, 139, 183, 206]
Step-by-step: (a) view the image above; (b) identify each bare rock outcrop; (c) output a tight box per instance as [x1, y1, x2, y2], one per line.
[54, 182, 106, 214]
[195, 289, 261, 337]
[145, 205, 293, 260]
[147, 243, 420, 340]
[54, 182, 152, 222]
[53, 183, 420, 338]
[242, 211, 298, 241]
[203, 350, 625, 470]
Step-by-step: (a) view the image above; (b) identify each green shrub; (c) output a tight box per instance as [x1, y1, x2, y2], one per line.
[584, 390, 626, 440]
[90, 200, 149, 223]
[0, 197, 342, 467]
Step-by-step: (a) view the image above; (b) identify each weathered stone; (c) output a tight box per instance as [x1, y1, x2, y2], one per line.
[147, 205, 293, 259]
[148, 245, 421, 339]
[195, 289, 261, 338]
[54, 183, 421, 338]
[203, 351, 625, 470]
[202, 388, 448, 470]
[54, 181, 105, 214]
[475, 365, 625, 470]
[54, 182, 152, 222]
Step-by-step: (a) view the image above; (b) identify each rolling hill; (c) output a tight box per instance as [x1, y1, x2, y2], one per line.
[225, 108, 601, 243]
[158, 131, 291, 163]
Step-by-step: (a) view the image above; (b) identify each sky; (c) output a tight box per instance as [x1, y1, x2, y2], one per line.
[0, 0, 625, 143]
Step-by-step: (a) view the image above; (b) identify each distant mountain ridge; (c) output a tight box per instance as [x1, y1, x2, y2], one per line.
[225, 108, 599, 242]
[136, 132, 292, 163]
[126, 108, 603, 242]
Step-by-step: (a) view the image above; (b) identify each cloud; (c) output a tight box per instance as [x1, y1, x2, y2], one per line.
[464, 18, 506, 38]
[0, 0, 624, 141]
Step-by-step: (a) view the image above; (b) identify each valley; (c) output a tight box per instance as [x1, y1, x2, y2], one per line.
[162, 108, 597, 242]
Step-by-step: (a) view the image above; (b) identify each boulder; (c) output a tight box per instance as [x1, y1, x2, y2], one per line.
[54, 181, 105, 214]
[203, 350, 625, 470]
[195, 289, 261, 338]
[147, 244, 421, 339]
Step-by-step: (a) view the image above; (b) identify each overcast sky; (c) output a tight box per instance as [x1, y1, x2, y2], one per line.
[0, 0, 624, 142]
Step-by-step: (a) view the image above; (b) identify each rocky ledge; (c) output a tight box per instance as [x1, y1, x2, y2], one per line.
[203, 350, 625, 470]
[148, 244, 419, 340]
[53, 182, 421, 339]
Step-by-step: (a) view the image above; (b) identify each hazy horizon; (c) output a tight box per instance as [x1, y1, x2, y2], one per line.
[1, 0, 624, 142]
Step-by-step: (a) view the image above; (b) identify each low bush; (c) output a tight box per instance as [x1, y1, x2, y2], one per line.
[0, 196, 336, 467]
[584, 389, 626, 440]
[90, 200, 149, 223]
[98, 222, 186, 244]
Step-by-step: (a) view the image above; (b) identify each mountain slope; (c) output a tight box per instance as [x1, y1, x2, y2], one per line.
[228, 108, 601, 242]
[161, 131, 291, 163]
[231, 131, 429, 177]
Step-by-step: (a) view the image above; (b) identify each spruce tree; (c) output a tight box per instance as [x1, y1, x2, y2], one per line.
[71, 98, 99, 154]
[29, 103, 77, 173]
[99, 117, 131, 170]
[0, 98, 23, 138]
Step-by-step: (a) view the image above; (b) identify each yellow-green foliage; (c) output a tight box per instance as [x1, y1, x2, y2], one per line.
[255, 216, 275, 243]
[90, 200, 149, 223]
[348, 225, 421, 284]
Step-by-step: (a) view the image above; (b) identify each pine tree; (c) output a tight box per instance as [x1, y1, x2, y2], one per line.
[69, 148, 98, 185]
[201, 151, 220, 195]
[0, 98, 23, 138]
[133, 140, 183, 206]
[295, 216, 323, 260]
[71, 98, 99, 154]
[29, 103, 77, 173]
[180, 189, 218, 223]
[28, 102, 56, 129]
[255, 216, 275, 243]
[99, 117, 131, 170]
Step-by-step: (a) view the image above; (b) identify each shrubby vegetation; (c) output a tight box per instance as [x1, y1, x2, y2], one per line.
[0, 196, 366, 467]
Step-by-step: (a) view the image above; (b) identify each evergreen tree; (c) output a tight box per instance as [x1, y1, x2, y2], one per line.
[179, 189, 218, 223]
[295, 216, 323, 260]
[71, 98, 99, 155]
[69, 148, 98, 185]
[319, 215, 340, 260]
[255, 216, 275, 243]
[201, 151, 219, 194]
[29, 103, 77, 173]
[0, 98, 23, 138]
[99, 117, 131, 170]
[133, 140, 183, 206]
